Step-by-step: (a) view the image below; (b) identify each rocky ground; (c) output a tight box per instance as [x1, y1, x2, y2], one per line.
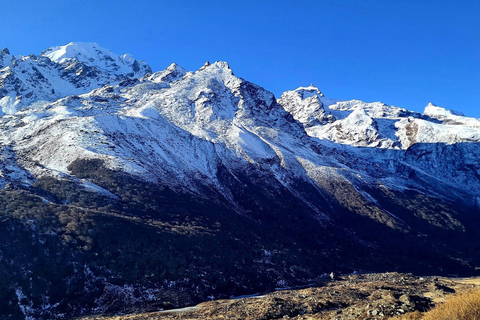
[78, 272, 480, 320]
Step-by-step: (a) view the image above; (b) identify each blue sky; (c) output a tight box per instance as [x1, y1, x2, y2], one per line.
[1, 0, 479, 117]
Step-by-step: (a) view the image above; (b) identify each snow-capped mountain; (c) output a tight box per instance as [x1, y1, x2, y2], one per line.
[1, 43, 480, 319]
[1, 45, 478, 206]
[0, 42, 151, 115]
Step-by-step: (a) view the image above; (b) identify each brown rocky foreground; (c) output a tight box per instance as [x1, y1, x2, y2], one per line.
[79, 272, 480, 320]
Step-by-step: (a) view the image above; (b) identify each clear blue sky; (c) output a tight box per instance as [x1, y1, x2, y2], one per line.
[1, 0, 479, 117]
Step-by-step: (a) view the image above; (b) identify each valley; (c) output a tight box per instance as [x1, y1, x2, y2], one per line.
[78, 272, 480, 320]
[0, 42, 479, 319]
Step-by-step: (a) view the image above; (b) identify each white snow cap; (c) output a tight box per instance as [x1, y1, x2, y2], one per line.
[43, 42, 108, 63]
[294, 84, 324, 98]
[423, 102, 464, 117]
[148, 63, 187, 83]
[198, 61, 232, 72]
[41, 42, 145, 75]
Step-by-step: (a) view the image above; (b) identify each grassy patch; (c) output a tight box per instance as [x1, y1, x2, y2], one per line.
[423, 288, 480, 320]
[394, 289, 480, 320]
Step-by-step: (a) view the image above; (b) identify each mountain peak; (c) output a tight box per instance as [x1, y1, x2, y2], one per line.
[147, 62, 187, 84]
[41, 42, 151, 76]
[0, 47, 12, 69]
[166, 62, 182, 71]
[424, 102, 464, 118]
[278, 85, 330, 127]
[0, 42, 152, 112]
[42, 42, 104, 63]
[211, 61, 230, 69]
[198, 60, 232, 73]
[293, 84, 325, 98]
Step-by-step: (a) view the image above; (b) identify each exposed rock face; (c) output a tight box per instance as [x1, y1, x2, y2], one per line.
[0, 43, 479, 319]
[0, 47, 13, 69]
[277, 85, 333, 127]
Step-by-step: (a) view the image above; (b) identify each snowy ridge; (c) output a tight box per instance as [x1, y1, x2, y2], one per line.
[424, 102, 480, 127]
[42, 42, 150, 77]
[0, 42, 151, 114]
[279, 87, 480, 149]
[278, 86, 480, 204]
[144, 63, 187, 84]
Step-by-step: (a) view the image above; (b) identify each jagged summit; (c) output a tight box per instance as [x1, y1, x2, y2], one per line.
[206, 60, 230, 70]
[42, 42, 103, 63]
[422, 102, 480, 128]
[278, 85, 331, 128]
[294, 84, 325, 97]
[196, 61, 236, 80]
[424, 102, 465, 118]
[41, 42, 151, 76]
[167, 62, 183, 71]
[146, 62, 187, 83]
[0, 42, 152, 113]
[198, 60, 232, 73]
[0, 47, 12, 69]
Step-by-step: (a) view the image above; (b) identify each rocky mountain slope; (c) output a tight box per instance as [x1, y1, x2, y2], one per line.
[0, 43, 479, 319]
